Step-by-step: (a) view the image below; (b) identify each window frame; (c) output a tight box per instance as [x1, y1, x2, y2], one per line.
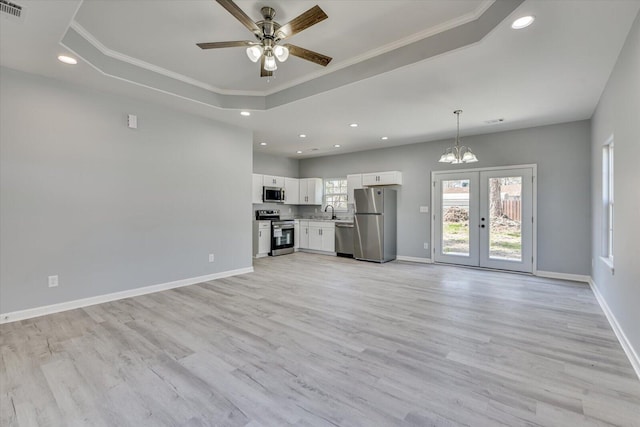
[323, 177, 349, 212]
[601, 136, 614, 271]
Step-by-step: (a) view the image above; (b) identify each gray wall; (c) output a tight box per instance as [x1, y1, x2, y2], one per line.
[299, 120, 592, 275]
[0, 68, 253, 314]
[253, 152, 299, 177]
[590, 13, 640, 358]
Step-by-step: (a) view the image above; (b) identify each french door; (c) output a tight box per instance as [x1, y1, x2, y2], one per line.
[433, 167, 535, 273]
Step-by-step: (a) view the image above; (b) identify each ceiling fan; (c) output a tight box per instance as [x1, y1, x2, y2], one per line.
[197, 0, 332, 77]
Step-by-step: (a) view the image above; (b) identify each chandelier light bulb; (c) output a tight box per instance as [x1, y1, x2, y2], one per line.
[274, 45, 289, 62]
[462, 151, 478, 163]
[246, 45, 263, 63]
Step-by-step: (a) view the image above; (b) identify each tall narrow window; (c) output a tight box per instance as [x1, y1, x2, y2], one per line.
[602, 137, 614, 266]
[324, 178, 348, 211]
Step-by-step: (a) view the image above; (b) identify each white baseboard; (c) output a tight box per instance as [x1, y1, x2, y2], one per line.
[589, 278, 640, 381]
[396, 256, 434, 264]
[0, 266, 254, 324]
[536, 270, 590, 283]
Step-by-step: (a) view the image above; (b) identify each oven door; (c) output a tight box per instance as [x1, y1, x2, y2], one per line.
[271, 222, 294, 256]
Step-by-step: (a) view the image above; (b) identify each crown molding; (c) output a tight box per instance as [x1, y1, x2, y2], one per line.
[69, 21, 264, 97]
[262, 0, 496, 95]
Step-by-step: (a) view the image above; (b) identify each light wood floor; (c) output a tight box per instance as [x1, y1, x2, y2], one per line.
[1, 253, 639, 426]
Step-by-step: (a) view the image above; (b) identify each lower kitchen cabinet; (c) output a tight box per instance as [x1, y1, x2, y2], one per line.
[308, 221, 335, 252]
[298, 220, 309, 249]
[253, 221, 271, 257]
[297, 220, 334, 253]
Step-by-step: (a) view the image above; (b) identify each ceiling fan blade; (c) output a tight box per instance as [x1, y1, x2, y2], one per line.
[197, 41, 255, 49]
[284, 44, 332, 67]
[260, 56, 273, 78]
[215, 0, 261, 36]
[276, 5, 328, 39]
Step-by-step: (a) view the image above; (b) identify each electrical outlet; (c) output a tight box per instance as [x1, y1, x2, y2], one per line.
[209, 254, 215, 263]
[419, 206, 429, 213]
[424, 243, 429, 250]
[48, 275, 58, 288]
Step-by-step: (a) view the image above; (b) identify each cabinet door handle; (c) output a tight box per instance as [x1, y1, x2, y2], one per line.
[259, 231, 261, 237]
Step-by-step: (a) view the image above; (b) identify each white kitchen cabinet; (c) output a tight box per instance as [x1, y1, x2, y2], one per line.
[253, 221, 271, 257]
[294, 220, 300, 250]
[298, 220, 309, 249]
[347, 174, 363, 205]
[284, 178, 300, 205]
[263, 175, 284, 187]
[308, 221, 335, 252]
[309, 225, 323, 251]
[299, 178, 323, 205]
[362, 171, 403, 186]
[252, 174, 264, 204]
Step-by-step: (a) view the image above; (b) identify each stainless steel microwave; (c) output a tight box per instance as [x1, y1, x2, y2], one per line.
[263, 186, 285, 203]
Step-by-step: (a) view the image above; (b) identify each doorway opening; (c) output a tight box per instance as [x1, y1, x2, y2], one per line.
[432, 165, 536, 273]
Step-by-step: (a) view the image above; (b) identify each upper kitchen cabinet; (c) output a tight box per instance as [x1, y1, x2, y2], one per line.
[362, 171, 403, 186]
[347, 174, 363, 205]
[263, 175, 284, 187]
[299, 178, 323, 205]
[252, 174, 264, 204]
[284, 178, 300, 205]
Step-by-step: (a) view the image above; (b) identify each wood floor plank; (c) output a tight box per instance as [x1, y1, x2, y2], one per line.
[1, 252, 639, 426]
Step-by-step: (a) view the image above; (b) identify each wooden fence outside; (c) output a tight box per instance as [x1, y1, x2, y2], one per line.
[502, 200, 521, 221]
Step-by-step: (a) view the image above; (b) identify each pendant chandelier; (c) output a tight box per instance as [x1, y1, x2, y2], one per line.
[438, 110, 478, 164]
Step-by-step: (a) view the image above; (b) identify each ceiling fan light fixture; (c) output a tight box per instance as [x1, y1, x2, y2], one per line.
[246, 45, 263, 63]
[264, 54, 277, 71]
[274, 45, 289, 62]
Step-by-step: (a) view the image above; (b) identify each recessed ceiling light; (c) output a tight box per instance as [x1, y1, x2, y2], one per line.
[57, 55, 77, 65]
[240, 111, 251, 116]
[296, 150, 303, 154]
[381, 136, 389, 140]
[349, 123, 358, 128]
[259, 142, 267, 146]
[511, 16, 534, 29]
[334, 144, 341, 148]
[299, 134, 307, 138]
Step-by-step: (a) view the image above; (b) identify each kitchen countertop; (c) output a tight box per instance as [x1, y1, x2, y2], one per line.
[289, 218, 353, 224]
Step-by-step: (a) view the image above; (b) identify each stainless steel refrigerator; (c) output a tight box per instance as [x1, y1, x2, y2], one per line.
[354, 188, 397, 263]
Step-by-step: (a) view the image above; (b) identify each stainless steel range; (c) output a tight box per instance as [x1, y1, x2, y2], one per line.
[255, 209, 295, 256]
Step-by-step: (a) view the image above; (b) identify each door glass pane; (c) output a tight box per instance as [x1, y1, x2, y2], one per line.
[488, 177, 522, 261]
[442, 179, 470, 256]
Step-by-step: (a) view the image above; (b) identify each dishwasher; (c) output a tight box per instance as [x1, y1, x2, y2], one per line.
[335, 222, 354, 258]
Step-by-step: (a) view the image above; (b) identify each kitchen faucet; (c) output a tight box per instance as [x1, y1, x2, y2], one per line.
[324, 204, 336, 220]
